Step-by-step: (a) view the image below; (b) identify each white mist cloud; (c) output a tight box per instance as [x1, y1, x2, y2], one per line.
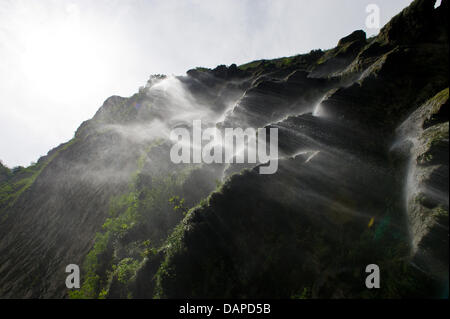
[0, 0, 413, 167]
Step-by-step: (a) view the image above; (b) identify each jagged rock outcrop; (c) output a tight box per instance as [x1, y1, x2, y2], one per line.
[377, 0, 446, 45]
[151, 0, 449, 299]
[320, 0, 448, 134]
[310, 30, 367, 78]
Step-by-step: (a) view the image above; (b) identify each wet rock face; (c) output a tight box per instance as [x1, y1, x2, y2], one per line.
[0, 162, 10, 184]
[394, 89, 449, 285]
[309, 30, 367, 78]
[221, 72, 333, 128]
[156, 150, 406, 298]
[0, 0, 448, 299]
[377, 0, 442, 45]
[320, 28, 448, 134]
[153, 0, 448, 299]
[0, 130, 144, 298]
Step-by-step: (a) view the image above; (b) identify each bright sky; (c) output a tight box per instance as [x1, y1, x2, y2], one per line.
[0, 0, 413, 167]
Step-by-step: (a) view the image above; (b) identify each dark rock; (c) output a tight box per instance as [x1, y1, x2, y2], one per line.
[393, 89, 449, 285]
[0, 0, 448, 299]
[377, 0, 440, 45]
[337, 30, 366, 47]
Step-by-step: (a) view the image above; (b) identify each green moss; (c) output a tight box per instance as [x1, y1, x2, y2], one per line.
[238, 56, 297, 70]
[291, 287, 311, 299]
[424, 122, 448, 149]
[0, 138, 78, 217]
[70, 231, 112, 299]
[74, 155, 214, 298]
[432, 87, 449, 105]
[153, 221, 187, 298]
[238, 60, 263, 70]
[115, 258, 140, 284]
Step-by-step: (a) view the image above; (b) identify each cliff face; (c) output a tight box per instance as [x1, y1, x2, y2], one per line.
[0, 0, 448, 298]
[394, 88, 449, 284]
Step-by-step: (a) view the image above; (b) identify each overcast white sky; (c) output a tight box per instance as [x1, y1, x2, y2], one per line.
[0, 0, 413, 167]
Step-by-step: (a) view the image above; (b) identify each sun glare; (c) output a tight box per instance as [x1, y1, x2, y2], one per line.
[18, 3, 110, 99]
[0, 1, 139, 166]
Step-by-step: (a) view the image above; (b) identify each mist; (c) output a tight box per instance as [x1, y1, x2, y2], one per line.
[0, 0, 414, 167]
